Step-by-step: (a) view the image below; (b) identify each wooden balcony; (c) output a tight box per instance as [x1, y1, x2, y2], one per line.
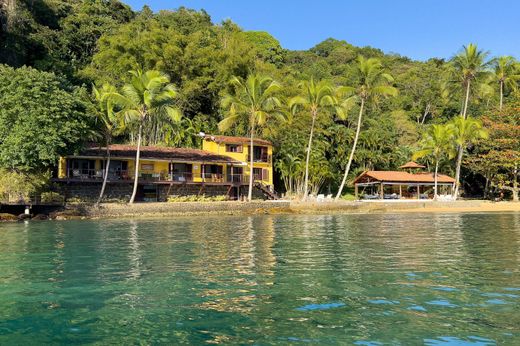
[57, 170, 265, 185]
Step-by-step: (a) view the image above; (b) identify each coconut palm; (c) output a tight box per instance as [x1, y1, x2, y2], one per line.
[493, 56, 520, 111]
[288, 78, 343, 200]
[335, 56, 398, 200]
[110, 69, 181, 204]
[219, 74, 283, 202]
[448, 116, 489, 199]
[93, 83, 120, 207]
[413, 124, 455, 200]
[451, 43, 492, 119]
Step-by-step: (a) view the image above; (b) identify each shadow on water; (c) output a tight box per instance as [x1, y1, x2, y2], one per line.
[0, 212, 519, 344]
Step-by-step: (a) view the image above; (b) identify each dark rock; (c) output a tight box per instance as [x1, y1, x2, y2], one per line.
[32, 214, 48, 220]
[0, 213, 17, 221]
[17, 213, 32, 220]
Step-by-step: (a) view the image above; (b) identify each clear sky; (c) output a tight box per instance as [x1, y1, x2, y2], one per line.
[124, 0, 519, 61]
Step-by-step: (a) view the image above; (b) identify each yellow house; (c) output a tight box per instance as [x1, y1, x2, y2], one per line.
[56, 135, 275, 201]
[201, 135, 273, 186]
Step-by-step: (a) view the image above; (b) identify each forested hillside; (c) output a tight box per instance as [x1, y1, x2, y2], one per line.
[1, 0, 519, 199]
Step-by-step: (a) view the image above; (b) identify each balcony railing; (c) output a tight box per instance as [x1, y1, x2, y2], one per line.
[62, 170, 267, 183]
[67, 169, 130, 180]
[246, 154, 271, 163]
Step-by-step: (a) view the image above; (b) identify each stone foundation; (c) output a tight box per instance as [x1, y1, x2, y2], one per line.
[55, 181, 133, 202]
[54, 181, 267, 202]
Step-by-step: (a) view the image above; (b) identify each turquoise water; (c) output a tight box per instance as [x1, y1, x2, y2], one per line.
[1, 213, 520, 345]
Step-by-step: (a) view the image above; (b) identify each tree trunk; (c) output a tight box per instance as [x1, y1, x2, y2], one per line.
[484, 175, 490, 199]
[96, 137, 111, 207]
[514, 165, 519, 202]
[129, 123, 143, 204]
[336, 98, 365, 201]
[462, 79, 471, 119]
[453, 144, 464, 199]
[303, 110, 317, 200]
[248, 122, 255, 202]
[433, 160, 439, 200]
[499, 80, 504, 112]
[420, 103, 431, 125]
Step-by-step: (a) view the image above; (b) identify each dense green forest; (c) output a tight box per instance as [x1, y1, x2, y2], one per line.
[1, 0, 519, 200]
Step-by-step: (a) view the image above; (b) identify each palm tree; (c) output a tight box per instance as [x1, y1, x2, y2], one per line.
[219, 74, 283, 202]
[413, 124, 455, 200]
[448, 116, 488, 199]
[335, 56, 398, 201]
[111, 69, 181, 204]
[451, 43, 492, 119]
[288, 78, 342, 200]
[493, 56, 520, 111]
[93, 83, 120, 207]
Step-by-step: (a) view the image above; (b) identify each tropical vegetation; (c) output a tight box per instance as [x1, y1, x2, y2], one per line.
[1, 1, 520, 201]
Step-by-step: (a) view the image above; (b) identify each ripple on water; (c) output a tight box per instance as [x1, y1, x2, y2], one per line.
[426, 300, 459, 308]
[295, 302, 346, 311]
[0, 214, 519, 345]
[424, 336, 496, 345]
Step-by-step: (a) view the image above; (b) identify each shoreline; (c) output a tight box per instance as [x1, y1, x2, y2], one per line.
[2, 200, 520, 221]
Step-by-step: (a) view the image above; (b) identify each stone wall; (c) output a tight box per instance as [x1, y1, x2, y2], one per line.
[55, 181, 133, 202]
[54, 181, 267, 202]
[89, 200, 291, 218]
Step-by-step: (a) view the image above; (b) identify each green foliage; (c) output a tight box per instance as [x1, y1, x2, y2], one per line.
[0, 169, 50, 202]
[41, 191, 64, 204]
[167, 194, 228, 202]
[1, 0, 133, 77]
[0, 64, 92, 171]
[2, 3, 520, 198]
[239, 31, 286, 66]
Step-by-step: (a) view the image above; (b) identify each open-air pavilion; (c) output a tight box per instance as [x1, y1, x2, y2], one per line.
[353, 163, 456, 200]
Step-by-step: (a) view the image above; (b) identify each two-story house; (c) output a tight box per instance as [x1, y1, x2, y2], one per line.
[55, 135, 275, 202]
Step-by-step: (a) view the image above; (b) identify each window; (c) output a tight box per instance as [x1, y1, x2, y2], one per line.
[226, 144, 243, 153]
[253, 167, 263, 181]
[141, 163, 154, 171]
[252, 146, 268, 162]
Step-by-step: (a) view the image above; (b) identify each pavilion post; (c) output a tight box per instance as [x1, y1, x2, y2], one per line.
[354, 184, 359, 199]
[417, 185, 420, 199]
[380, 183, 384, 199]
[399, 185, 402, 198]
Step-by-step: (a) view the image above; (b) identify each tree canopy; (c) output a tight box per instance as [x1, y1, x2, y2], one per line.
[1, 1, 520, 199]
[0, 65, 91, 171]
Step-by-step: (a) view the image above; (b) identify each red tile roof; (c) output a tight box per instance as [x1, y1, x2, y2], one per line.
[204, 135, 272, 146]
[73, 144, 242, 164]
[399, 161, 426, 169]
[354, 171, 456, 184]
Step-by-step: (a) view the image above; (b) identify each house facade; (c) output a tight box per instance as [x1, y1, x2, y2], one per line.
[55, 135, 275, 202]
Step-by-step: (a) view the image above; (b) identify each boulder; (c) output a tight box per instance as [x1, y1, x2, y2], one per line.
[0, 213, 17, 221]
[32, 214, 48, 220]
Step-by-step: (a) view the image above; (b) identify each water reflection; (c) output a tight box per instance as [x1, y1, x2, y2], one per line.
[0, 213, 519, 344]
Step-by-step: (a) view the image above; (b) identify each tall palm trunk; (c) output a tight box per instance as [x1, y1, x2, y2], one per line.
[248, 120, 255, 202]
[96, 136, 111, 207]
[499, 80, 504, 111]
[303, 109, 317, 200]
[336, 98, 365, 201]
[453, 79, 472, 200]
[462, 79, 471, 120]
[129, 123, 143, 204]
[433, 160, 439, 200]
[453, 144, 464, 199]
[513, 164, 519, 202]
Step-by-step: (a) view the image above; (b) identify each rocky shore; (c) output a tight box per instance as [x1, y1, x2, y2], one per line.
[2, 200, 519, 222]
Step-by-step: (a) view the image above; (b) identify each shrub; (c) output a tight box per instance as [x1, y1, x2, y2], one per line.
[41, 192, 64, 204]
[0, 169, 50, 202]
[167, 195, 229, 203]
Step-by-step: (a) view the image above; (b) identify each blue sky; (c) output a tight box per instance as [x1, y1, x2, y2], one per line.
[125, 0, 519, 61]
